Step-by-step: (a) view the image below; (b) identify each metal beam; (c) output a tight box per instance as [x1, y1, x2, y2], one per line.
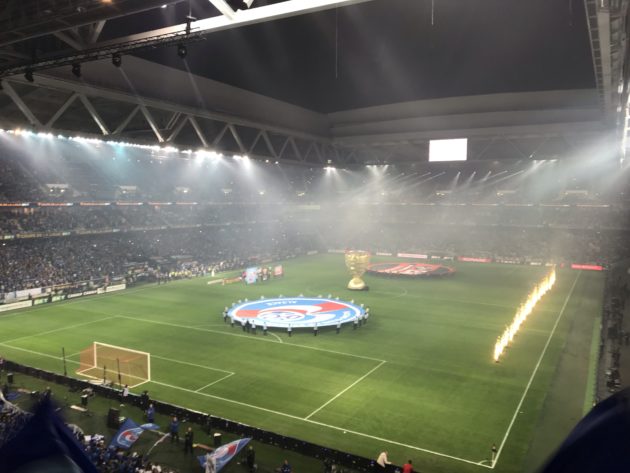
[53, 31, 85, 51]
[0, 0, 186, 49]
[0, 80, 42, 127]
[113, 105, 140, 134]
[288, 137, 303, 161]
[87, 21, 107, 45]
[188, 116, 209, 147]
[78, 94, 110, 135]
[96, 0, 376, 48]
[261, 131, 278, 158]
[46, 93, 79, 128]
[278, 137, 291, 159]
[212, 124, 229, 146]
[248, 131, 263, 153]
[228, 124, 246, 153]
[166, 114, 189, 142]
[165, 111, 181, 130]
[139, 105, 164, 142]
[208, 0, 237, 20]
[12, 75, 327, 143]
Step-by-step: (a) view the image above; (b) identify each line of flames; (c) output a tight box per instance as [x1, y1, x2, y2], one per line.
[493, 267, 557, 362]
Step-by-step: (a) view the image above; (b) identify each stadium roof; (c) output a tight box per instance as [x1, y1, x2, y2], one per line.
[0, 0, 628, 165]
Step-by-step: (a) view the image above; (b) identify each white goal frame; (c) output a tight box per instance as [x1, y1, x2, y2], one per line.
[77, 341, 151, 388]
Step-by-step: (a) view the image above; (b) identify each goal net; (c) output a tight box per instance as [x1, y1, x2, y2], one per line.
[77, 342, 151, 388]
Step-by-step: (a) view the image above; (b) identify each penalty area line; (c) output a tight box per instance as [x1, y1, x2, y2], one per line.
[492, 271, 582, 469]
[0, 341, 489, 468]
[194, 373, 235, 392]
[147, 378, 490, 469]
[305, 360, 386, 420]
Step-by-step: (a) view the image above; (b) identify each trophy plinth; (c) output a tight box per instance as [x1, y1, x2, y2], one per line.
[344, 251, 371, 291]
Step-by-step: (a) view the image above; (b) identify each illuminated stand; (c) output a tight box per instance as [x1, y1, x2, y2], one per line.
[493, 267, 556, 362]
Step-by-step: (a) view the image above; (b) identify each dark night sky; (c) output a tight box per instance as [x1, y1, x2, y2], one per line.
[105, 0, 595, 113]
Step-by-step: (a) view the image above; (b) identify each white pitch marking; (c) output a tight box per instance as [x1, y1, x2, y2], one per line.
[118, 315, 385, 362]
[491, 271, 581, 469]
[0, 316, 119, 345]
[268, 331, 283, 343]
[151, 354, 234, 375]
[195, 373, 235, 392]
[305, 360, 386, 420]
[146, 379, 490, 468]
[0, 341, 489, 468]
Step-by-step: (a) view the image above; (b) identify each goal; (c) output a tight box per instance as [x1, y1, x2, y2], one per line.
[77, 342, 151, 388]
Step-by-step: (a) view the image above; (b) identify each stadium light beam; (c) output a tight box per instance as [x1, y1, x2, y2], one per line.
[493, 267, 556, 362]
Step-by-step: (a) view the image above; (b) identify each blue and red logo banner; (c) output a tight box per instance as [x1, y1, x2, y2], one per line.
[109, 419, 145, 449]
[198, 438, 251, 472]
[228, 297, 365, 328]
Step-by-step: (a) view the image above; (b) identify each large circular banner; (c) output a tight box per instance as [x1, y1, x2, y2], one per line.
[228, 297, 365, 328]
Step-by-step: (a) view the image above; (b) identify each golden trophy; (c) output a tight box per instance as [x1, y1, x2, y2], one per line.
[344, 250, 371, 291]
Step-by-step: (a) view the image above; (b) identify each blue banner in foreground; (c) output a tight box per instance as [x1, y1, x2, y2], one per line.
[198, 438, 251, 472]
[109, 419, 145, 449]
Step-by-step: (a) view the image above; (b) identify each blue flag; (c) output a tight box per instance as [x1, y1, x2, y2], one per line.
[0, 396, 98, 473]
[198, 438, 251, 472]
[109, 418, 144, 449]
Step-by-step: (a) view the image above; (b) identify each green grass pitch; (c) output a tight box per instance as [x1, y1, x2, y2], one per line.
[0, 254, 603, 473]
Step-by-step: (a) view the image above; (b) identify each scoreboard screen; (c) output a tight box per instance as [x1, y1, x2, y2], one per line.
[429, 138, 467, 162]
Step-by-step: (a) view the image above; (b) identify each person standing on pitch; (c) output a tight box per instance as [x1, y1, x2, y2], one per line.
[184, 427, 194, 454]
[121, 384, 129, 406]
[376, 451, 391, 470]
[402, 459, 413, 473]
[245, 445, 255, 472]
[146, 403, 155, 423]
[491, 444, 497, 463]
[170, 416, 180, 443]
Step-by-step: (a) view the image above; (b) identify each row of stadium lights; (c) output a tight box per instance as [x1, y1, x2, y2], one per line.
[0, 128, 282, 165]
[1, 128, 393, 170]
[1, 128, 392, 171]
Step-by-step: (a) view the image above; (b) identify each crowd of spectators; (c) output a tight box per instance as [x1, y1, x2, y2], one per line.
[0, 236, 129, 294]
[597, 268, 630, 398]
[0, 224, 320, 297]
[81, 435, 175, 473]
[0, 395, 32, 448]
[1, 144, 630, 297]
[0, 204, 284, 236]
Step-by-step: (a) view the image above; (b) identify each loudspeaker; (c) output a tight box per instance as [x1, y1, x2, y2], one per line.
[7, 373, 13, 384]
[107, 408, 121, 429]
